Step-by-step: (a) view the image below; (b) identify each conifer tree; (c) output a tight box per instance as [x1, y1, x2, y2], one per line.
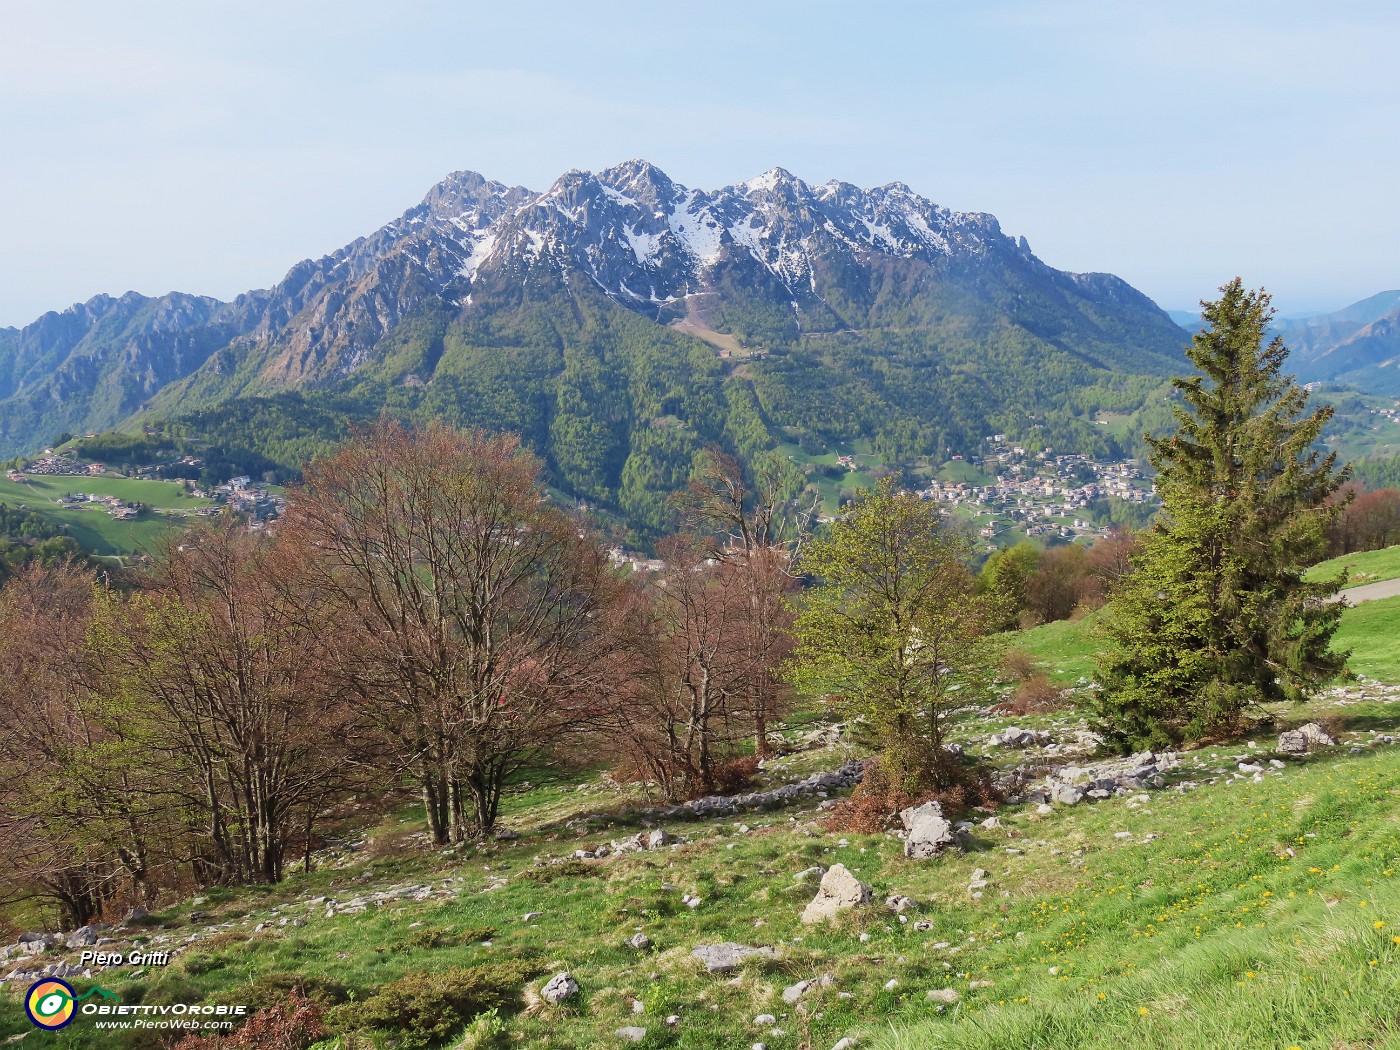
[1094, 279, 1350, 749]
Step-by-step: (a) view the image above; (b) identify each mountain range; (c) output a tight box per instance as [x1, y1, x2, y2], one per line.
[1169, 290, 1400, 394]
[0, 160, 1390, 535]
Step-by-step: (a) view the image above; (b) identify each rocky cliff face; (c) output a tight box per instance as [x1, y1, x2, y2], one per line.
[0, 160, 1192, 456]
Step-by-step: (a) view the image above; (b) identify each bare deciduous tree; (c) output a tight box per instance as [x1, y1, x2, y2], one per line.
[283, 421, 620, 842]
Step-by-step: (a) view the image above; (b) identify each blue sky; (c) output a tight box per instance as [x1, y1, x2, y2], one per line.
[2, 0, 1397, 326]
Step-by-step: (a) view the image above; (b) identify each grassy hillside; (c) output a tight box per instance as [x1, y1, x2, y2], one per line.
[1307, 543, 1400, 587]
[0, 476, 209, 556]
[1007, 612, 1104, 684]
[1010, 583, 1400, 688]
[3, 579, 1398, 1050]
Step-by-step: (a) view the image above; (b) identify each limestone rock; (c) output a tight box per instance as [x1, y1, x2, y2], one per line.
[801, 864, 872, 923]
[541, 972, 580, 1004]
[1279, 722, 1335, 754]
[899, 801, 957, 859]
[1051, 785, 1084, 806]
[692, 942, 777, 973]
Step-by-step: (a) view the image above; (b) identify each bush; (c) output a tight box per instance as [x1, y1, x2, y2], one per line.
[172, 990, 325, 1050]
[226, 971, 353, 1010]
[822, 763, 913, 834]
[824, 759, 1001, 833]
[1000, 649, 1038, 682]
[993, 674, 1067, 715]
[708, 756, 760, 796]
[324, 963, 536, 1049]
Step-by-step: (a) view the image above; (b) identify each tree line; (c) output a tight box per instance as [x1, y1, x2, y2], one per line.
[0, 281, 1366, 929]
[0, 428, 816, 926]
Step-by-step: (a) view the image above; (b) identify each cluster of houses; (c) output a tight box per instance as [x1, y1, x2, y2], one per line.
[193, 476, 285, 527]
[8, 454, 285, 530]
[922, 438, 1155, 544]
[1373, 401, 1400, 429]
[11, 453, 106, 478]
[54, 491, 142, 520]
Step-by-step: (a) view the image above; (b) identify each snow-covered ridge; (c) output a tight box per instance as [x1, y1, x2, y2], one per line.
[382, 160, 1010, 307]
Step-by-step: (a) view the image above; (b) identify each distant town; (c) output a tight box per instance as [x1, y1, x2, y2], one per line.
[922, 435, 1155, 547]
[6, 449, 285, 527]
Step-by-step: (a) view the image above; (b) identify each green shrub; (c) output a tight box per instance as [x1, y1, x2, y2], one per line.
[514, 861, 599, 883]
[227, 970, 354, 1009]
[324, 962, 537, 1049]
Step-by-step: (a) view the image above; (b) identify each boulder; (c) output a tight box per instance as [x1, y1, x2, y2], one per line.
[801, 864, 873, 923]
[691, 942, 777, 973]
[987, 727, 1051, 748]
[65, 925, 107, 949]
[1051, 785, 1084, 806]
[541, 972, 580, 1004]
[900, 802, 956, 859]
[1279, 722, 1335, 754]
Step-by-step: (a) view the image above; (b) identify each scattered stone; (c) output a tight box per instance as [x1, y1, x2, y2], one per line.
[900, 801, 957, 859]
[616, 1026, 647, 1042]
[1278, 722, 1336, 754]
[541, 972, 580, 1004]
[832, 1038, 858, 1050]
[626, 933, 652, 951]
[692, 942, 777, 973]
[783, 973, 835, 1003]
[523, 912, 543, 923]
[65, 925, 106, 949]
[645, 829, 674, 850]
[801, 864, 873, 923]
[1051, 785, 1084, 806]
[885, 894, 916, 913]
[755, 1013, 777, 1025]
[884, 978, 899, 990]
[969, 979, 995, 990]
[927, 988, 960, 1003]
[988, 727, 1051, 748]
[793, 866, 827, 882]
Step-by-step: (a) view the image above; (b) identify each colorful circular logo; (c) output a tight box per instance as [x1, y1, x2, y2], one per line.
[25, 978, 77, 1030]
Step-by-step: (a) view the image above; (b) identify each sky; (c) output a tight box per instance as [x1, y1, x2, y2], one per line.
[2, 0, 1397, 327]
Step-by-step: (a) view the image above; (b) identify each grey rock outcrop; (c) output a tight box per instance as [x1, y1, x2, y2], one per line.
[900, 801, 957, 859]
[1278, 722, 1335, 754]
[541, 972, 580, 1004]
[691, 942, 777, 973]
[801, 864, 873, 923]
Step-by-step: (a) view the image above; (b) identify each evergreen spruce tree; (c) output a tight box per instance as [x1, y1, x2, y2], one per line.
[1093, 279, 1350, 749]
